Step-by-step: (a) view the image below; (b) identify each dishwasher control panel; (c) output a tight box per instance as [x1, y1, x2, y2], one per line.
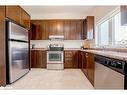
[94, 54, 126, 74]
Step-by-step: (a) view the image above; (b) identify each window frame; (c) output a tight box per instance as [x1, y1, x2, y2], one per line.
[95, 7, 124, 47]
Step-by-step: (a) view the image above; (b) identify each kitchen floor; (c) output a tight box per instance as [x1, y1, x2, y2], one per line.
[6, 69, 94, 89]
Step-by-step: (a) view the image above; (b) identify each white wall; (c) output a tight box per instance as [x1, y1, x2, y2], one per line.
[30, 40, 84, 48]
[89, 6, 118, 23]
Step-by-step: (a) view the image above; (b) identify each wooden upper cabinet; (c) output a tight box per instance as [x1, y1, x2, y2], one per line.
[57, 20, 64, 35]
[21, 9, 30, 29]
[83, 16, 94, 39]
[121, 6, 127, 26]
[48, 20, 64, 36]
[64, 20, 83, 40]
[31, 20, 48, 40]
[30, 20, 83, 40]
[6, 6, 30, 29]
[64, 20, 71, 40]
[76, 20, 83, 40]
[48, 20, 57, 35]
[0, 6, 5, 21]
[6, 6, 21, 24]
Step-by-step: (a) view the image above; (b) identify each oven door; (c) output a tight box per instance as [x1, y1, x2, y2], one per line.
[47, 51, 63, 63]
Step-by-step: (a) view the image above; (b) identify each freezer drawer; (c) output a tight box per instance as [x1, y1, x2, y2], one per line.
[8, 41, 29, 83]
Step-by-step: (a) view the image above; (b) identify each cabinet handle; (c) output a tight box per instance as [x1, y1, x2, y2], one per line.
[86, 53, 88, 57]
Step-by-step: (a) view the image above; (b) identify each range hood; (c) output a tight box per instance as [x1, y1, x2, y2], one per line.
[49, 35, 64, 40]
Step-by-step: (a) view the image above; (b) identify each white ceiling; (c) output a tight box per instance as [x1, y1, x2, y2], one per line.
[21, 6, 96, 19]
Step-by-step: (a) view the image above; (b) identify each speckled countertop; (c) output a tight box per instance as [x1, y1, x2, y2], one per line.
[30, 48, 47, 51]
[30, 48, 127, 61]
[80, 49, 127, 61]
[31, 48, 81, 51]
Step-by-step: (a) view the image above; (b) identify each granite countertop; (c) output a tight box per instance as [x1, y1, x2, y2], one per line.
[31, 48, 81, 51]
[30, 48, 47, 51]
[80, 49, 127, 61]
[64, 48, 80, 50]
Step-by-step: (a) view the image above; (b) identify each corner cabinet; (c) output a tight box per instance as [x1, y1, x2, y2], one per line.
[21, 8, 30, 29]
[6, 6, 30, 29]
[121, 6, 127, 26]
[83, 16, 94, 39]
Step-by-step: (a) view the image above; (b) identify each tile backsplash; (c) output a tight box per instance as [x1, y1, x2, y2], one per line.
[30, 40, 84, 48]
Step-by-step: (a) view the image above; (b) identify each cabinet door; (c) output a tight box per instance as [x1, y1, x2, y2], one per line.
[121, 6, 127, 25]
[73, 51, 78, 68]
[81, 52, 87, 76]
[6, 6, 21, 24]
[86, 16, 94, 39]
[48, 20, 57, 35]
[36, 51, 43, 68]
[31, 50, 37, 68]
[0, 17, 6, 86]
[0, 6, 5, 20]
[31, 20, 49, 40]
[83, 19, 87, 39]
[76, 20, 83, 40]
[31, 50, 46, 68]
[78, 51, 82, 68]
[64, 20, 71, 40]
[70, 20, 77, 40]
[57, 20, 64, 35]
[21, 9, 30, 29]
[87, 53, 94, 86]
[42, 51, 47, 68]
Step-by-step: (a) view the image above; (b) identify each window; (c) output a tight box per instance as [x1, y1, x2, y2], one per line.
[99, 20, 109, 46]
[114, 13, 127, 45]
[96, 8, 127, 47]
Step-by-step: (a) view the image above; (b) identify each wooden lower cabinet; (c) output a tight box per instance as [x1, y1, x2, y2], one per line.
[81, 51, 94, 86]
[31, 50, 46, 68]
[64, 50, 78, 68]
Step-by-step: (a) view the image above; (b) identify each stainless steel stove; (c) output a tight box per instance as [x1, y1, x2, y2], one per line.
[47, 44, 64, 70]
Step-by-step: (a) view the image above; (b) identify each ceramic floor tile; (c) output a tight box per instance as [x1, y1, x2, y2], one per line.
[6, 69, 94, 89]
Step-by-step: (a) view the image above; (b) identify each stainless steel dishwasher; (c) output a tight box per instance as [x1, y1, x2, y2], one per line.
[94, 54, 127, 89]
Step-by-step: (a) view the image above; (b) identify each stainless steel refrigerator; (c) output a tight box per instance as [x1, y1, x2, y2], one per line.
[6, 21, 29, 84]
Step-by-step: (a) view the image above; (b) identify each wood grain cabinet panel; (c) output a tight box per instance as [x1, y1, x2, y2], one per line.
[31, 50, 46, 68]
[64, 20, 71, 40]
[64, 50, 78, 68]
[6, 6, 21, 24]
[56, 20, 64, 35]
[31, 20, 49, 40]
[81, 51, 94, 86]
[83, 16, 94, 39]
[30, 20, 83, 40]
[0, 6, 6, 86]
[0, 6, 5, 20]
[87, 53, 94, 86]
[21, 9, 30, 29]
[48, 20, 57, 35]
[6, 6, 30, 29]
